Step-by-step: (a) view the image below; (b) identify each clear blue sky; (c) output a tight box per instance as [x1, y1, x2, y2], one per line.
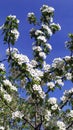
[0, 0, 73, 100]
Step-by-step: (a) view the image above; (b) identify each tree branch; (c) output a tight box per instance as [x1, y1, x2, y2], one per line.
[0, 58, 7, 63]
[66, 121, 73, 130]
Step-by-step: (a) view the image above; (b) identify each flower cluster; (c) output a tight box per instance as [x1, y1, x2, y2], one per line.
[29, 4, 61, 69]
[0, 126, 5, 130]
[33, 84, 46, 99]
[40, 5, 55, 13]
[40, 5, 55, 23]
[60, 88, 73, 103]
[47, 82, 55, 89]
[11, 28, 19, 41]
[0, 63, 5, 71]
[56, 121, 66, 130]
[67, 110, 73, 118]
[37, 35, 47, 43]
[55, 78, 64, 86]
[4, 93, 12, 102]
[26, 63, 43, 81]
[3, 79, 17, 91]
[48, 97, 59, 111]
[50, 23, 61, 33]
[43, 61, 51, 72]
[0, 85, 12, 103]
[52, 58, 65, 69]
[6, 47, 19, 55]
[35, 30, 44, 36]
[12, 111, 24, 119]
[7, 15, 20, 23]
[13, 53, 29, 65]
[42, 24, 52, 36]
[2, 15, 20, 45]
[27, 12, 37, 24]
[44, 110, 51, 121]
[65, 72, 72, 80]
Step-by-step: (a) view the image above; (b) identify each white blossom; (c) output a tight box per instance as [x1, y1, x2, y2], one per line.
[50, 17, 53, 22]
[44, 110, 51, 121]
[37, 36, 47, 43]
[60, 88, 73, 102]
[12, 111, 24, 119]
[68, 88, 73, 94]
[32, 46, 42, 52]
[13, 53, 29, 65]
[65, 73, 72, 80]
[3, 79, 12, 86]
[12, 48, 19, 53]
[33, 84, 46, 99]
[40, 5, 55, 13]
[33, 84, 41, 91]
[40, 91, 46, 99]
[0, 126, 5, 130]
[8, 15, 16, 19]
[9, 15, 16, 19]
[42, 24, 52, 36]
[45, 43, 52, 51]
[6, 48, 12, 55]
[51, 104, 59, 111]
[47, 82, 55, 89]
[64, 56, 71, 61]
[35, 69, 43, 77]
[0, 85, 12, 102]
[30, 60, 38, 67]
[48, 97, 57, 105]
[67, 110, 73, 118]
[60, 95, 67, 102]
[0, 63, 5, 71]
[3, 79, 17, 91]
[27, 12, 35, 17]
[34, 76, 41, 81]
[55, 79, 64, 86]
[26, 64, 43, 81]
[26, 62, 33, 70]
[57, 121, 66, 130]
[0, 85, 5, 93]
[4, 93, 12, 102]
[0, 5, 72, 130]
[43, 62, 50, 72]
[27, 69, 42, 81]
[17, 19, 20, 23]
[52, 57, 64, 69]
[35, 30, 44, 36]
[50, 23, 61, 30]
[11, 29, 19, 41]
[39, 52, 46, 59]
[7, 15, 19, 23]
[57, 23, 61, 30]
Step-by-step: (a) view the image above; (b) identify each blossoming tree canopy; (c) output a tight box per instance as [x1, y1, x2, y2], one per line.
[0, 4, 73, 130]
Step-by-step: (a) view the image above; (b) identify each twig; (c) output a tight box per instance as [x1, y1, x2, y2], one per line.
[66, 121, 73, 130]
[0, 58, 8, 63]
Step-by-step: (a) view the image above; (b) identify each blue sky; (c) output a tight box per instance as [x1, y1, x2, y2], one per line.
[0, 0, 73, 101]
